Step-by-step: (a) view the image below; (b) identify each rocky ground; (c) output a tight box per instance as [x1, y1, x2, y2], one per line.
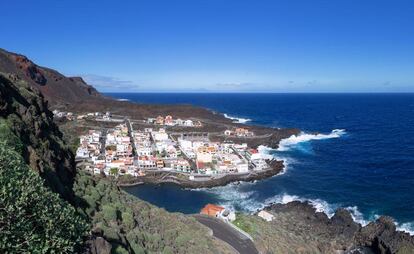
[234, 201, 414, 254]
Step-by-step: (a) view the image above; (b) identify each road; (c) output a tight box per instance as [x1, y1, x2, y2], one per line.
[193, 215, 258, 254]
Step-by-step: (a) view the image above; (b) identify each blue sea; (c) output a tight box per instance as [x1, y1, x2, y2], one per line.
[107, 93, 414, 233]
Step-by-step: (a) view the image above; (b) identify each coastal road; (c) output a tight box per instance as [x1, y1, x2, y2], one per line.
[193, 215, 258, 254]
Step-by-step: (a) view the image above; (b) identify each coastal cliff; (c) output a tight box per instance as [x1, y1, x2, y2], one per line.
[235, 201, 414, 253]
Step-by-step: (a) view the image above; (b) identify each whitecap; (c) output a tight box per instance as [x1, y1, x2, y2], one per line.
[263, 193, 337, 217]
[277, 129, 346, 151]
[345, 206, 369, 226]
[223, 113, 252, 124]
[397, 222, 414, 235]
[116, 98, 130, 102]
[257, 145, 295, 175]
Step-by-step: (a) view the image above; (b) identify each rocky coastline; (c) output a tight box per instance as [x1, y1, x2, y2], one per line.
[253, 201, 414, 253]
[117, 159, 284, 188]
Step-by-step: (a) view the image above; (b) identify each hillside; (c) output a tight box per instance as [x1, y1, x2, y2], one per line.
[0, 48, 101, 107]
[0, 73, 234, 253]
[0, 48, 225, 119]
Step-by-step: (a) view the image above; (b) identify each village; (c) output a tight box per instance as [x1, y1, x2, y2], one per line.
[74, 113, 269, 180]
[71, 111, 277, 234]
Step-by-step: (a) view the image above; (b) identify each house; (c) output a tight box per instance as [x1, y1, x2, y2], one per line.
[197, 152, 213, 163]
[236, 161, 249, 173]
[164, 115, 174, 125]
[153, 129, 169, 141]
[258, 210, 274, 222]
[200, 204, 225, 217]
[156, 160, 165, 169]
[235, 128, 254, 137]
[76, 147, 90, 158]
[170, 159, 191, 172]
[224, 129, 233, 136]
[184, 119, 193, 127]
[220, 209, 236, 222]
[137, 147, 152, 156]
[137, 156, 157, 169]
[175, 118, 184, 126]
[155, 116, 164, 125]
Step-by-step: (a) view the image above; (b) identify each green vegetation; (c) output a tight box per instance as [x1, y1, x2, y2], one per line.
[0, 123, 88, 253]
[232, 213, 257, 235]
[74, 171, 231, 253]
[110, 167, 119, 176]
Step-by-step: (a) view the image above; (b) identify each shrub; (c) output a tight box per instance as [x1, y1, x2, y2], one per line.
[0, 140, 88, 253]
[102, 204, 118, 222]
[122, 212, 135, 230]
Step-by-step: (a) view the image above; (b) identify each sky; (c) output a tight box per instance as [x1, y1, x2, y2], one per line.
[1, 0, 414, 92]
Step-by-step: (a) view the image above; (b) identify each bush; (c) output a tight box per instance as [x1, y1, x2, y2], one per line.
[102, 204, 118, 222]
[112, 245, 129, 254]
[122, 212, 135, 230]
[0, 140, 88, 253]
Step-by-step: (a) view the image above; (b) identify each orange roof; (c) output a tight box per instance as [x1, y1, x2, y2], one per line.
[200, 204, 225, 216]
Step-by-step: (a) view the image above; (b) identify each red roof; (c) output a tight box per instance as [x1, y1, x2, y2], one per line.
[197, 161, 205, 169]
[200, 204, 225, 216]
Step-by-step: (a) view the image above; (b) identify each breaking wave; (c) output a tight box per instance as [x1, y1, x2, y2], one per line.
[397, 222, 414, 235]
[116, 98, 130, 102]
[257, 145, 293, 175]
[223, 113, 251, 124]
[278, 129, 347, 151]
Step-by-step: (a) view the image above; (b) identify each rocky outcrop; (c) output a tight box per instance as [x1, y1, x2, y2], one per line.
[355, 216, 414, 254]
[0, 73, 76, 201]
[260, 201, 414, 253]
[86, 236, 112, 254]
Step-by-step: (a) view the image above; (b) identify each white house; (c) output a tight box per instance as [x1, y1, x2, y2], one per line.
[76, 147, 90, 158]
[258, 210, 274, 222]
[224, 130, 233, 136]
[236, 161, 249, 173]
[184, 120, 194, 127]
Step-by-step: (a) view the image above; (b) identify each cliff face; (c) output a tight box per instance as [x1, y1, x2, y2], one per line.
[0, 48, 101, 107]
[0, 73, 76, 201]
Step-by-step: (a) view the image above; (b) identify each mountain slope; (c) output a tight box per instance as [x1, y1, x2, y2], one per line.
[0, 48, 101, 106]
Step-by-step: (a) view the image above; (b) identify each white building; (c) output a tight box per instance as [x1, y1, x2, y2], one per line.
[236, 161, 249, 173]
[184, 120, 194, 127]
[258, 210, 274, 222]
[76, 147, 90, 158]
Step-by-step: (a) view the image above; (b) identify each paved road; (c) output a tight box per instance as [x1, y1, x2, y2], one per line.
[193, 215, 258, 254]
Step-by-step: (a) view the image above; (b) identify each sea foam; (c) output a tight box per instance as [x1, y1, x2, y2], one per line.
[223, 113, 251, 124]
[278, 129, 346, 151]
[397, 222, 414, 235]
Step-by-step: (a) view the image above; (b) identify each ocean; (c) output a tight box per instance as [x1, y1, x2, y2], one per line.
[106, 93, 414, 234]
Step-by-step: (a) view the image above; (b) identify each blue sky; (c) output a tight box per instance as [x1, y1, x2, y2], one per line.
[2, 0, 414, 92]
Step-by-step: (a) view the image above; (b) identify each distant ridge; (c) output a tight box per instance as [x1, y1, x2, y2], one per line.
[0, 48, 102, 107]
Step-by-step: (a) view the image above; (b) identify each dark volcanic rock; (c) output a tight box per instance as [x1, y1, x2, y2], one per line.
[87, 236, 112, 254]
[355, 216, 414, 254]
[265, 201, 414, 253]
